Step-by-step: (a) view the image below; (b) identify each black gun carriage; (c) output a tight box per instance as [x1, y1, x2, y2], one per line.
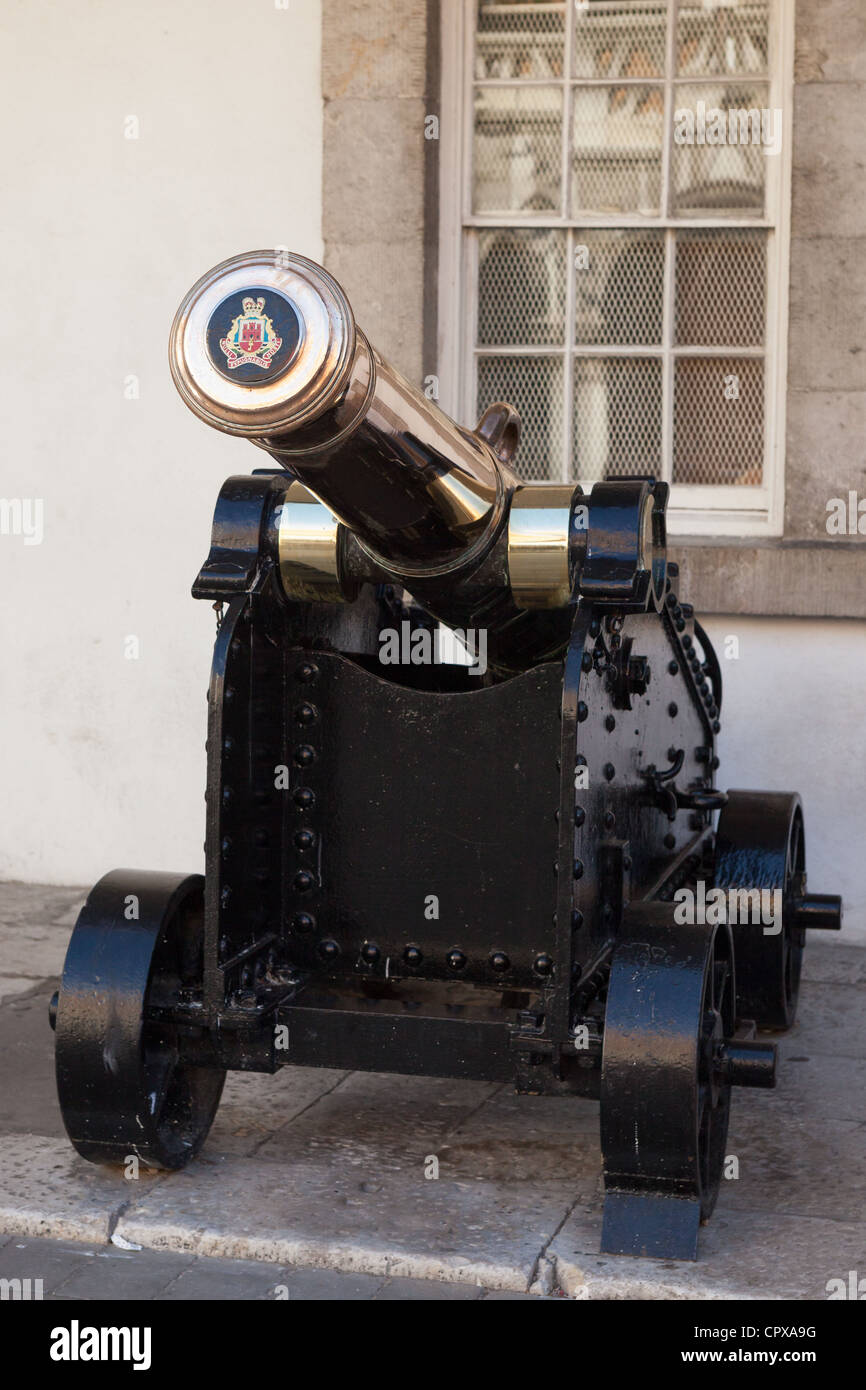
[51, 252, 842, 1260]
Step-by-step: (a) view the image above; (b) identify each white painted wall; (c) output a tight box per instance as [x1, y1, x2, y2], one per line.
[0, 0, 322, 883]
[702, 618, 865, 944]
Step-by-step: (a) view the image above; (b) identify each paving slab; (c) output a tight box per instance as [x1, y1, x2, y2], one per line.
[0, 975, 45, 1005]
[742, 1051, 865, 1125]
[154, 1255, 343, 1301]
[209, 1067, 352, 1158]
[439, 1087, 602, 1186]
[49, 1245, 196, 1300]
[0, 882, 84, 1004]
[0, 1133, 162, 1243]
[0, 881, 86, 925]
[0, 982, 68, 1138]
[256, 1071, 503, 1171]
[550, 1208, 866, 1301]
[113, 1153, 577, 1291]
[371, 1275, 483, 1300]
[719, 1111, 866, 1225]
[781, 980, 866, 1060]
[802, 942, 866, 988]
[0, 1236, 101, 1296]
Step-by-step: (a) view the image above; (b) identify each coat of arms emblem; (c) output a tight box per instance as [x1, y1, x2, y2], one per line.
[219, 296, 282, 371]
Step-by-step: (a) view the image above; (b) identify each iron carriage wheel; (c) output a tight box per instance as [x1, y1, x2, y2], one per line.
[54, 869, 225, 1169]
[713, 790, 807, 1032]
[599, 908, 737, 1259]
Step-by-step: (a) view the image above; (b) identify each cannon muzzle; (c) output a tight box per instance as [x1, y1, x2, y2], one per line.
[170, 250, 519, 575]
[171, 250, 665, 670]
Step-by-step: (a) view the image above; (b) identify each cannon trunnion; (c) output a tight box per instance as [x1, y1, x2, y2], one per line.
[52, 252, 842, 1263]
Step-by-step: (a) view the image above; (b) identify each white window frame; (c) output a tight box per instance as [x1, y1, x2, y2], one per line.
[437, 0, 795, 538]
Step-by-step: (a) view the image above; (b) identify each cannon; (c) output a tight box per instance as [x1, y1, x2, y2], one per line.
[51, 251, 842, 1261]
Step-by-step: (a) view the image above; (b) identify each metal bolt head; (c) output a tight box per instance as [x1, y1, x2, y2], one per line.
[318, 939, 340, 961]
[489, 951, 510, 972]
[294, 828, 317, 851]
[360, 942, 380, 964]
[446, 949, 467, 971]
[292, 912, 315, 934]
[403, 945, 423, 967]
[534, 953, 554, 976]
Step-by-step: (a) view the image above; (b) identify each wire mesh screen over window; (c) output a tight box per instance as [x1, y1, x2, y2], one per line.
[468, 0, 776, 494]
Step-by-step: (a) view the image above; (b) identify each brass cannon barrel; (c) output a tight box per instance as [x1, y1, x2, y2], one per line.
[169, 250, 586, 669]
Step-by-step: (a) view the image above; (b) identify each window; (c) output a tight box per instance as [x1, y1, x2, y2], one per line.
[438, 0, 794, 536]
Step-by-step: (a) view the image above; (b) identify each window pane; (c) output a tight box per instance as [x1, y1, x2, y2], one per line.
[674, 229, 766, 346]
[475, 1, 565, 81]
[572, 85, 663, 215]
[478, 229, 567, 346]
[474, 86, 563, 214]
[574, 229, 664, 345]
[671, 83, 770, 216]
[573, 0, 668, 80]
[677, 0, 769, 78]
[673, 357, 764, 485]
[477, 354, 565, 480]
[573, 357, 662, 481]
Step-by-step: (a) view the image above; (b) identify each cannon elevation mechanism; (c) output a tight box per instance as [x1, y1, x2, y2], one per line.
[52, 251, 841, 1261]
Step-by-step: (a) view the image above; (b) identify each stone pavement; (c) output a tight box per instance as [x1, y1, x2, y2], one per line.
[0, 880, 864, 1299]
